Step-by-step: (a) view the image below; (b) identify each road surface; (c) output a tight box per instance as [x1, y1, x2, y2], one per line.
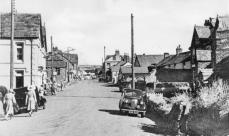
[0, 80, 158, 136]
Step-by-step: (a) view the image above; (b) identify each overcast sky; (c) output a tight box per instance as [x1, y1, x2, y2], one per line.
[1, 0, 228, 65]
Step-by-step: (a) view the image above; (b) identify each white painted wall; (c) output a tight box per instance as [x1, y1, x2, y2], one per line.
[0, 39, 46, 88]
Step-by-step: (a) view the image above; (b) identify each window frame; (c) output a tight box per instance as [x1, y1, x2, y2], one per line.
[16, 42, 24, 62]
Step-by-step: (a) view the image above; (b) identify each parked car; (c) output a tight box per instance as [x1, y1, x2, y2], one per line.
[119, 88, 146, 117]
[14, 86, 40, 113]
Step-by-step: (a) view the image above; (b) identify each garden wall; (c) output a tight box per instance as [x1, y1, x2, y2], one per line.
[156, 69, 192, 82]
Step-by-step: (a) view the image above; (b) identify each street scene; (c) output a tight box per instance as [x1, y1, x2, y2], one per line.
[0, 80, 155, 136]
[0, 0, 229, 136]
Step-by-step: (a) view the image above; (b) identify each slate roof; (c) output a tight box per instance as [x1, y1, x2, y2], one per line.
[195, 26, 211, 39]
[111, 61, 127, 72]
[63, 53, 78, 64]
[46, 61, 67, 68]
[210, 16, 229, 31]
[0, 13, 41, 39]
[156, 55, 175, 67]
[46, 53, 67, 68]
[157, 52, 191, 67]
[135, 55, 164, 67]
[120, 67, 149, 74]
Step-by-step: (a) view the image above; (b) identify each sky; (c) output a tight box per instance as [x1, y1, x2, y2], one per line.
[0, 0, 229, 65]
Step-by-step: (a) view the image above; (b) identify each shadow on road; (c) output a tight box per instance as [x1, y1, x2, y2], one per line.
[111, 90, 121, 93]
[99, 109, 121, 116]
[102, 83, 119, 87]
[99, 109, 139, 118]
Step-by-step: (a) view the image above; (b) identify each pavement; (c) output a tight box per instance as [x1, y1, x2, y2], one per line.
[0, 80, 159, 136]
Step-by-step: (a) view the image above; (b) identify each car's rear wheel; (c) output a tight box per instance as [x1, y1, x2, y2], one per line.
[140, 112, 145, 118]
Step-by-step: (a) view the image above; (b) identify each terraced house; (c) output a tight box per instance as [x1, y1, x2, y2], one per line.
[0, 13, 47, 89]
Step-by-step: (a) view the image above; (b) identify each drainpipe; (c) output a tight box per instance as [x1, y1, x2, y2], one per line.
[30, 39, 33, 85]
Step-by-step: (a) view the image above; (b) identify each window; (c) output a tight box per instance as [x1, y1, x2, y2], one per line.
[56, 68, 61, 75]
[15, 70, 24, 88]
[16, 42, 24, 61]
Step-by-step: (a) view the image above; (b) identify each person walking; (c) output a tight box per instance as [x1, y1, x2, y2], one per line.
[3, 89, 16, 120]
[26, 85, 37, 116]
[38, 85, 46, 109]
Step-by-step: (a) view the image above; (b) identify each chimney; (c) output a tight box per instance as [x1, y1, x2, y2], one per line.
[176, 45, 182, 55]
[115, 50, 120, 60]
[124, 53, 130, 62]
[164, 52, 169, 59]
[115, 50, 120, 56]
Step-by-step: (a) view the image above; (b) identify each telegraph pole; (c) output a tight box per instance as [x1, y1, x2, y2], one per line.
[104, 46, 106, 81]
[131, 13, 135, 89]
[10, 0, 15, 89]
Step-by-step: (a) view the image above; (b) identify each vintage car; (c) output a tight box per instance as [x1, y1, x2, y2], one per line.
[118, 81, 131, 92]
[119, 88, 146, 117]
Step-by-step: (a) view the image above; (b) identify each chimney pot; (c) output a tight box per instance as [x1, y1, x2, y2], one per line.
[164, 53, 169, 58]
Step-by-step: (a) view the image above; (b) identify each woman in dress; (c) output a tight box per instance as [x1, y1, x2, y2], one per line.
[38, 85, 46, 109]
[3, 89, 16, 120]
[26, 85, 37, 116]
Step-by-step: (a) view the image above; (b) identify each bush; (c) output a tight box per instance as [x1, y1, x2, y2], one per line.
[187, 79, 229, 135]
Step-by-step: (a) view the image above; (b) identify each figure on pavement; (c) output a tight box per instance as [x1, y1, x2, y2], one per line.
[26, 85, 37, 116]
[39, 85, 47, 109]
[3, 89, 17, 120]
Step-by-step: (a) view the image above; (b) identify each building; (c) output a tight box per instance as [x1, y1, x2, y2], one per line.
[110, 61, 131, 84]
[119, 67, 149, 82]
[190, 15, 229, 81]
[104, 50, 128, 81]
[157, 45, 191, 70]
[46, 47, 78, 83]
[0, 13, 47, 88]
[134, 54, 164, 67]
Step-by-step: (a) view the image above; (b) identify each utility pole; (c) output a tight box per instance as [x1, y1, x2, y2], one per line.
[10, 0, 15, 89]
[104, 46, 106, 81]
[51, 36, 53, 82]
[131, 13, 135, 89]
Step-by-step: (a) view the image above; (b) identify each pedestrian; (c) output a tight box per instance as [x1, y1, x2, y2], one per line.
[39, 85, 47, 109]
[51, 81, 56, 95]
[26, 85, 37, 116]
[3, 89, 16, 120]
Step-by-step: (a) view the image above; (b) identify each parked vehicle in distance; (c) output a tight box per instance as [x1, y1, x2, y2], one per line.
[119, 81, 131, 92]
[84, 74, 92, 80]
[119, 88, 146, 117]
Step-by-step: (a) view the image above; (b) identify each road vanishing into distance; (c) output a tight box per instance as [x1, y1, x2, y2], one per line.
[0, 80, 159, 136]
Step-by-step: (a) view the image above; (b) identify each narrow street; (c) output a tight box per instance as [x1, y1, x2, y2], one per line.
[0, 80, 157, 136]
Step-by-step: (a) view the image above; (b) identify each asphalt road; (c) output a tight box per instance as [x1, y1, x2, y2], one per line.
[0, 80, 158, 136]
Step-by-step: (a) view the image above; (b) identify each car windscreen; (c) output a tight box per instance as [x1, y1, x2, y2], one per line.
[124, 89, 142, 97]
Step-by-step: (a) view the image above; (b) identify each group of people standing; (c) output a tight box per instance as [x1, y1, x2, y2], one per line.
[1, 84, 47, 120]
